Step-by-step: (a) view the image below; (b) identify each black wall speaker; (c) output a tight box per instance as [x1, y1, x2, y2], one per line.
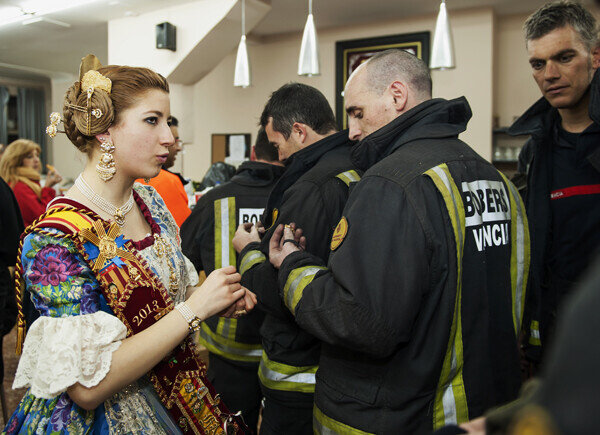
[156, 22, 176, 51]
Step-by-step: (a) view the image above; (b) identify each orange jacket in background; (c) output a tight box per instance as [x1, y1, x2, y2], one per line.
[137, 169, 191, 227]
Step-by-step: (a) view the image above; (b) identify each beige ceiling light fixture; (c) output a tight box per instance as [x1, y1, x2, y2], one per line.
[430, 0, 455, 70]
[0, 0, 98, 28]
[234, 0, 251, 87]
[297, 0, 319, 76]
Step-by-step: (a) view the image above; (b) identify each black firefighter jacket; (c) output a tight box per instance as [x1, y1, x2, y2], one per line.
[180, 161, 286, 366]
[507, 69, 600, 360]
[237, 130, 360, 403]
[277, 98, 530, 433]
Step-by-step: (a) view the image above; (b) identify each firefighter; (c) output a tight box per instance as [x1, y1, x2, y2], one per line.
[232, 83, 360, 434]
[180, 128, 285, 432]
[269, 49, 530, 434]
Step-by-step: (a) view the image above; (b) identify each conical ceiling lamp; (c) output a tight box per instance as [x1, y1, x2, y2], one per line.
[430, 0, 455, 70]
[234, 0, 251, 87]
[298, 0, 320, 76]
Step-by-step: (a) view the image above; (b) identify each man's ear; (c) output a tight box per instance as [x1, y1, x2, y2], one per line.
[390, 80, 408, 113]
[593, 46, 600, 70]
[292, 122, 308, 144]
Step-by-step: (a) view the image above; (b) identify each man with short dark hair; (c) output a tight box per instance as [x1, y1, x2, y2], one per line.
[232, 83, 359, 434]
[508, 1, 600, 368]
[137, 115, 191, 226]
[268, 49, 529, 433]
[180, 128, 284, 432]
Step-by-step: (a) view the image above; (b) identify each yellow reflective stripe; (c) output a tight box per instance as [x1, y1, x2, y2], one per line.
[499, 172, 530, 336]
[336, 170, 361, 186]
[214, 197, 236, 269]
[425, 164, 469, 428]
[313, 404, 374, 435]
[239, 249, 266, 276]
[258, 351, 317, 393]
[197, 322, 262, 362]
[283, 266, 326, 315]
[215, 317, 237, 342]
[529, 320, 541, 346]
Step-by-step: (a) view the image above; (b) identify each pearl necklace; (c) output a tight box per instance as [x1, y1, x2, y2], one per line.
[75, 175, 134, 227]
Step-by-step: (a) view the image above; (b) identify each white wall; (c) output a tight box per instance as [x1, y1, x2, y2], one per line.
[185, 8, 495, 179]
[49, 74, 87, 181]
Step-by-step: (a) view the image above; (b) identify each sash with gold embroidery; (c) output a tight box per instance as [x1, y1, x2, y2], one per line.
[15, 200, 249, 434]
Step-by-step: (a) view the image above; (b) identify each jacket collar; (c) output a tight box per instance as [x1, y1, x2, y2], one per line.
[232, 161, 286, 186]
[508, 68, 600, 136]
[285, 129, 350, 171]
[350, 97, 472, 171]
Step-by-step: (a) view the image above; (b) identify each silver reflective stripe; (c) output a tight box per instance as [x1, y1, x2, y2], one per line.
[240, 250, 265, 275]
[531, 328, 540, 340]
[314, 417, 337, 435]
[198, 326, 263, 358]
[285, 267, 323, 309]
[220, 198, 232, 267]
[505, 179, 526, 333]
[259, 361, 316, 385]
[442, 384, 458, 425]
[337, 170, 361, 186]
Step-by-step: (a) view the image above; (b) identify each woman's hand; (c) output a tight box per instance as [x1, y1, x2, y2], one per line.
[219, 289, 258, 318]
[45, 167, 63, 188]
[185, 266, 245, 320]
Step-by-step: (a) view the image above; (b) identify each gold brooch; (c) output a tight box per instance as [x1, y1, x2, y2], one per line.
[80, 220, 136, 271]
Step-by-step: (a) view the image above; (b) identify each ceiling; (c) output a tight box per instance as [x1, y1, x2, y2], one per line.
[0, 0, 591, 79]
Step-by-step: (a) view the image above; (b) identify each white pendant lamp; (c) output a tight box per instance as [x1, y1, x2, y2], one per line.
[298, 0, 320, 76]
[430, 0, 455, 70]
[234, 0, 251, 87]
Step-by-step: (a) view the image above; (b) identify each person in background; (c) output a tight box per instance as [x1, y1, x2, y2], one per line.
[137, 115, 190, 226]
[0, 175, 23, 416]
[507, 1, 600, 371]
[0, 139, 62, 228]
[268, 49, 528, 433]
[180, 127, 285, 432]
[232, 83, 359, 435]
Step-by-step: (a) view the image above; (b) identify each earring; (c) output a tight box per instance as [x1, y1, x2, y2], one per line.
[96, 138, 116, 182]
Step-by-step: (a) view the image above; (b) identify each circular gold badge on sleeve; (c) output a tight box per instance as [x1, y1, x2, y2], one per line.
[330, 216, 348, 251]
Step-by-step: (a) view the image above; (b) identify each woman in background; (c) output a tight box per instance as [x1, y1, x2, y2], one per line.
[0, 139, 63, 227]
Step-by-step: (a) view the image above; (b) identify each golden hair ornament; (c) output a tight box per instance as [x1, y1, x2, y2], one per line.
[45, 112, 63, 138]
[64, 54, 112, 136]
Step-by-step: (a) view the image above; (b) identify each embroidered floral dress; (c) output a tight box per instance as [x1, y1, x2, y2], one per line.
[3, 185, 198, 434]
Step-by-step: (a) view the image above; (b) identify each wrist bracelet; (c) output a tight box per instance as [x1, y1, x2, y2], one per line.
[175, 302, 202, 332]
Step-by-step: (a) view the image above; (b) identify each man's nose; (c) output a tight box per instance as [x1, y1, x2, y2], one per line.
[348, 120, 362, 141]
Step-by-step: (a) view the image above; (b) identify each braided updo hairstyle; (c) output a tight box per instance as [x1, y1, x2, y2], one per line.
[62, 65, 170, 154]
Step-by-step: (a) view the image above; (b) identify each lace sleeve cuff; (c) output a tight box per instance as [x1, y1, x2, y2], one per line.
[13, 311, 127, 399]
[183, 255, 199, 288]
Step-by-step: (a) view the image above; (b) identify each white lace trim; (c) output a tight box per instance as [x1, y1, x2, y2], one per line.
[13, 311, 127, 399]
[184, 255, 199, 288]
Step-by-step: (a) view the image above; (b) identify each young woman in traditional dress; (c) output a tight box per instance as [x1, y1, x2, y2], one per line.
[3, 55, 255, 434]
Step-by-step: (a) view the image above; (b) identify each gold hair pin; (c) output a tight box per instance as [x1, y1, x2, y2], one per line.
[45, 112, 63, 138]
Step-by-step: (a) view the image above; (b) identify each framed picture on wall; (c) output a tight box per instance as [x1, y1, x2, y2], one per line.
[335, 31, 430, 129]
[211, 133, 251, 166]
